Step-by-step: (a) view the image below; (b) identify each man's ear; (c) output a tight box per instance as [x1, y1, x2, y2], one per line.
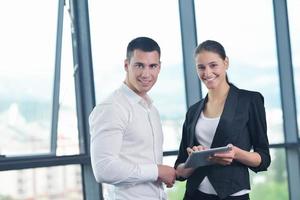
[124, 59, 129, 72]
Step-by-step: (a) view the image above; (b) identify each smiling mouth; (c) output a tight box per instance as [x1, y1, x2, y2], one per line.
[204, 76, 217, 81]
[138, 79, 152, 86]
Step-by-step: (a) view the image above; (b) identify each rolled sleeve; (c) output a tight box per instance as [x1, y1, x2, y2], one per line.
[89, 102, 159, 185]
[249, 93, 271, 172]
[139, 164, 158, 182]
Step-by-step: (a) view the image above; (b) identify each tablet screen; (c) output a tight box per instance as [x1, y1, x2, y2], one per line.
[184, 145, 232, 168]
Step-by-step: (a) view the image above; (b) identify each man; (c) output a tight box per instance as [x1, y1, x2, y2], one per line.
[89, 37, 176, 200]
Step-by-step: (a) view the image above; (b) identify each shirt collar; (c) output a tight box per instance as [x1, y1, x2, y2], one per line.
[120, 83, 153, 107]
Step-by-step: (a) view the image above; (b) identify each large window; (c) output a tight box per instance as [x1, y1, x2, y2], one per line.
[195, 0, 283, 144]
[89, 0, 186, 152]
[0, 1, 57, 156]
[0, 1, 80, 157]
[0, 1, 87, 199]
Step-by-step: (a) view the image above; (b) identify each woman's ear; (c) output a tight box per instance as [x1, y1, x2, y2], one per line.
[225, 56, 229, 70]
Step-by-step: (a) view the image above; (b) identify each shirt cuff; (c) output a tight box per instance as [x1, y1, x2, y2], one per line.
[139, 164, 158, 182]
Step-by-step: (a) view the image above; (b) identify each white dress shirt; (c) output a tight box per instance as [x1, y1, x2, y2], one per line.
[89, 83, 166, 200]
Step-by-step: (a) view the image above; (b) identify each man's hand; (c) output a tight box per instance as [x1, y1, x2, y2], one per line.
[157, 165, 176, 188]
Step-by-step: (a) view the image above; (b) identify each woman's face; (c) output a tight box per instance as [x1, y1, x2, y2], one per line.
[195, 50, 228, 90]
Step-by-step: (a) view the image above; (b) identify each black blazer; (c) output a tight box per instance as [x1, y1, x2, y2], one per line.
[175, 84, 271, 199]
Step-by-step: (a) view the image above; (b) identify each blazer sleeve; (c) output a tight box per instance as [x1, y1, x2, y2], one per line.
[174, 113, 190, 181]
[248, 92, 271, 172]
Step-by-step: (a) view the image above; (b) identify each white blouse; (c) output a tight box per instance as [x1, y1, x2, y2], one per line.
[195, 112, 250, 196]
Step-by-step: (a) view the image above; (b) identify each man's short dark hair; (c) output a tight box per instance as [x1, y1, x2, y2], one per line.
[126, 37, 161, 60]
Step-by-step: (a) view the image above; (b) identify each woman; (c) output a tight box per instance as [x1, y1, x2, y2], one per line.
[175, 40, 270, 200]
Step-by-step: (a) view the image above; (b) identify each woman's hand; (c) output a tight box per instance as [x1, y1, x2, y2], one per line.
[209, 144, 235, 166]
[187, 145, 208, 156]
[175, 145, 208, 178]
[210, 144, 262, 167]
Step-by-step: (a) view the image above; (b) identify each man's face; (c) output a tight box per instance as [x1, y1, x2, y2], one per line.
[124, 49, 161, 97]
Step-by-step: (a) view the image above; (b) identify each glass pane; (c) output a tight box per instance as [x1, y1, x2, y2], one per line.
[56, 3, 80, 156]
[194, 0, 283, 144]
[287, 0, 300, 138]
[89, 0, 186, 151]
[164, 156, 186, 200]
[250, 148, 289, 200]
[0, 1, 57, 156]
[0, 165, 83, 200]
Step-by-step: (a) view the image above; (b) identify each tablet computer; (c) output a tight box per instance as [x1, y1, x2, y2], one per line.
[184, 145, 232, 168]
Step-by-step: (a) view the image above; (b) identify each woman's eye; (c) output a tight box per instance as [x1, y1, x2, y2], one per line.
[198, 65, 205, 70]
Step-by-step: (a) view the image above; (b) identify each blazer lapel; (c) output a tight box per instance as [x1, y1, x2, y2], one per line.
[211, 84, 239, 148]
[188, 97, 207, 147]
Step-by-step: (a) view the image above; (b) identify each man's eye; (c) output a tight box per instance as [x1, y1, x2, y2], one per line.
[150, 65, 158, 68]
[136, 64, 143, 68]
